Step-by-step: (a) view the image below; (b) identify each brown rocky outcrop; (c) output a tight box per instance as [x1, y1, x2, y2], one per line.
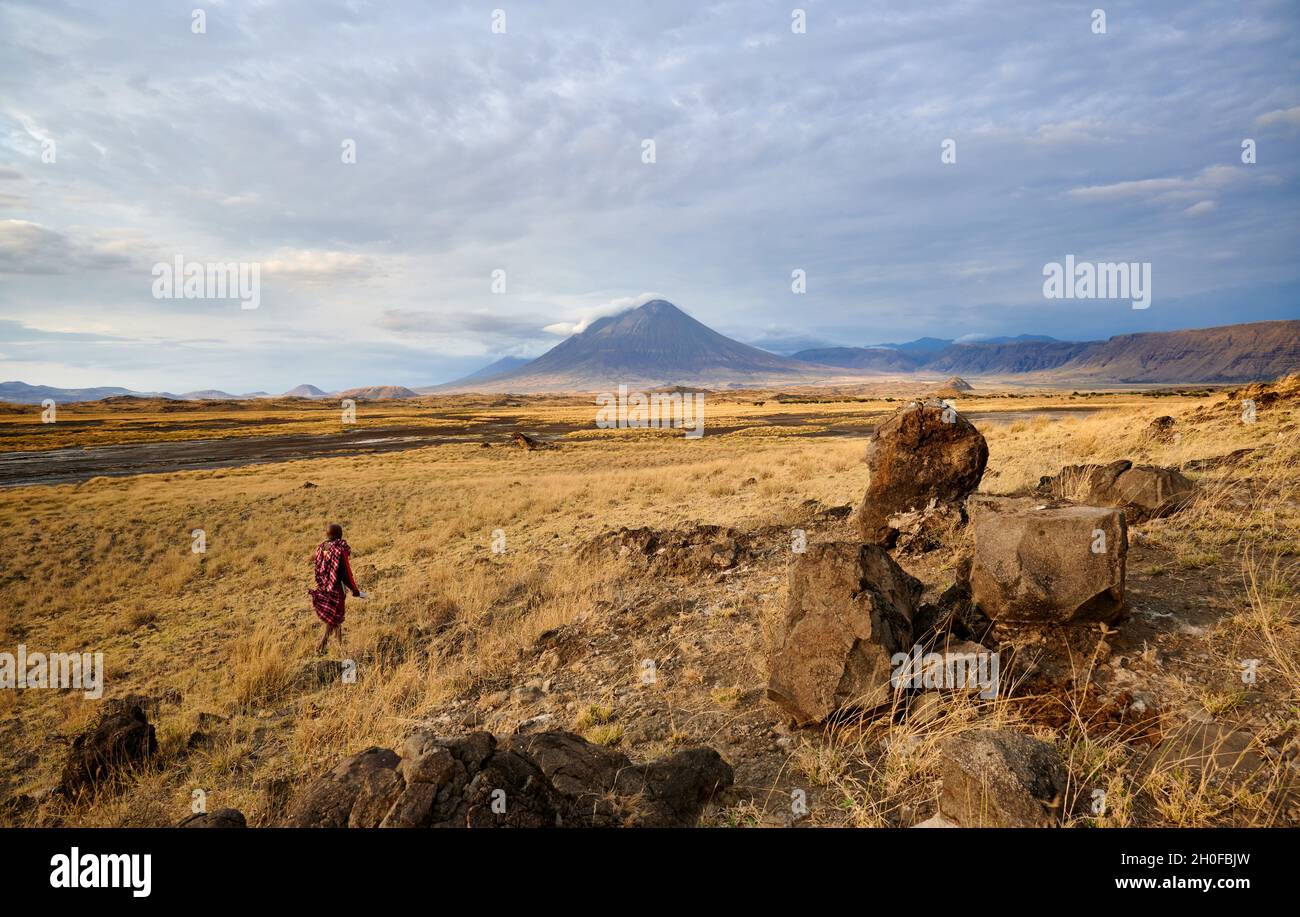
[937, 728, 1067, 827]
[766, 542, 922, 724]
[1036, 459, 1194, 522]
[968, 496, 1127, 625]
[854, 400, 988, 545]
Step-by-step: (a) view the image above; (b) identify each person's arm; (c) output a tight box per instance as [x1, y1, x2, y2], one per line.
[340, 554, 361, 596]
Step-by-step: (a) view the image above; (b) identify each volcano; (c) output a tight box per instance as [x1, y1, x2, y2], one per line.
[444, 299, 829, 392]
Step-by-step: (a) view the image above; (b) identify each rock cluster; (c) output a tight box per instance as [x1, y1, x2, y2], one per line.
[279, 729, 732, 828]
[769, 405, 1147, 726]
[581, 524, 757, 576]
[1036, 458, 1194, 522]
[764, 402, 1150, 825]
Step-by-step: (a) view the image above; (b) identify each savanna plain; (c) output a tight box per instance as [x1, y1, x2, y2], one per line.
[1, 378, 1297, 827]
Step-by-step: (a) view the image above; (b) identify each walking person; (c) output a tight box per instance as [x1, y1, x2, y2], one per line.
[309, 523, 362, 654]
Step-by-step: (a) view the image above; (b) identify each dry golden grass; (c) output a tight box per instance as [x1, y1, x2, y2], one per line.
[1, 383, 1295, 827]
[1, 423, 872, 824]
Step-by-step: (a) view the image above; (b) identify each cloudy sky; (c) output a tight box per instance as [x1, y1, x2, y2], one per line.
[1, 0, 1297, 393]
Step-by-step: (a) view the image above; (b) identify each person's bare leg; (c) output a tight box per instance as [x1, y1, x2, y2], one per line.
[316, 624, 331, 655]
[333, 624, 345, 654]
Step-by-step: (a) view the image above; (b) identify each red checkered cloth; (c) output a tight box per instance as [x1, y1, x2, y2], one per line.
[309, 538, 354, 626]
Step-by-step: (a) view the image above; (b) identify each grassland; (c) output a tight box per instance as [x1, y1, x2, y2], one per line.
[0, 379, 1295, 827]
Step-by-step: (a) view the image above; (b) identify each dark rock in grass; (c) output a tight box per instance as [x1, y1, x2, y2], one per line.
[58, 701, 158, 799]
[177, 807, 246, 828]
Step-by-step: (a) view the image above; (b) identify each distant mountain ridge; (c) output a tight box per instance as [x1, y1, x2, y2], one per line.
[866, 336, 952, 357]
[788, 347, 922, 372]
[1049, 322, 1300, 383]
[923, 340, 1096, 375]
[0, 380, 418, 404]
[0, 382, 141, 404]
[6, 305, 1298, 403]
[440, 303, 1299, 391]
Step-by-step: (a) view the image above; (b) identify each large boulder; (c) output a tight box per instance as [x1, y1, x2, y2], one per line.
[968, 496, 1127, 625]
[1036, 459, 1194, 522]
[507, 730, 629, 806]
[58, 701, 158, 798]
[510, 732, 733, 827]
[280, 746, 399, 827]
[279, 730, 732, 828]
[854, 400, 988, 545]
[614, 747, 734, 828]
[938, 728, 1067, 827]
[766, 542, 921, 724]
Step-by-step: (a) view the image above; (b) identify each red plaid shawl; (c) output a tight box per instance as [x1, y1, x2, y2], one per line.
[310, 538, 352, 626]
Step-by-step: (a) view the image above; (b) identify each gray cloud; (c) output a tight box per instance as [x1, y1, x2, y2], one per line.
[376, 308, 558, 352]
[0, 0, 1297, 391]
[0, 219, 131, 273]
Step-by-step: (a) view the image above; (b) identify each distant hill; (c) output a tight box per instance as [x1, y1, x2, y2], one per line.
[283, 384, 330, 398]
[930, 376, 975, 398]
[917, 321, 1298, 382]
[1053, 320, 1300, 383]
[335, 385, 420, 401]
[867, 336, 954, 357]
[923, 340, 1097, 374]
[431, 310, 1299, 392]
[0, 381, 143, 404]
[789, 346, 921, 372]
[175, 389, 242, 401]
[450, 299, 827, 392]
[0, 382, 296, 404]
